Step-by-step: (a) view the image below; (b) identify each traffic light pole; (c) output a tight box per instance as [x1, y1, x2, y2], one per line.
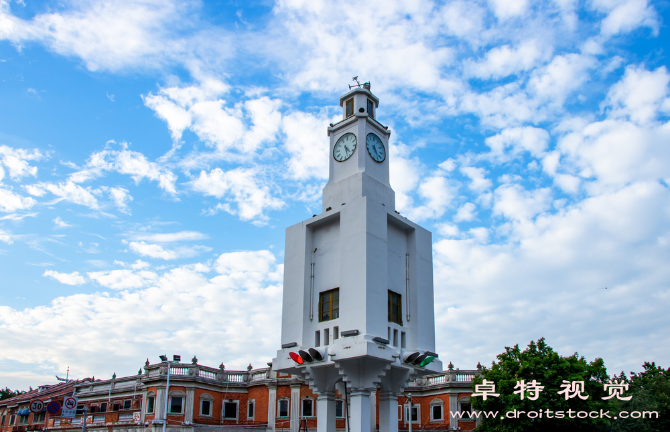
[407, 394, 412, 432]
[162, 361, 171, 432]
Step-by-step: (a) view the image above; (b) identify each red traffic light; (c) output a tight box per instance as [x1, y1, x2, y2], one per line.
[289, 352, 304, 364]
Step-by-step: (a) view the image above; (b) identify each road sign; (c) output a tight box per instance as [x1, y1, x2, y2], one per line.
[62, 397, 78, 418]
[46, 401, 61, 415]
[30, 400, 44, 414]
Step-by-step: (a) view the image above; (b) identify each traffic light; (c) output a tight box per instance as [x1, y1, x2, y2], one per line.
[289, 348, 326, 365]
[403, 351, 438, 367]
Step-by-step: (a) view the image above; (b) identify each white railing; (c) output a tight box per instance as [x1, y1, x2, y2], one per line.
[93, 415, 105, 423]
[455, 372, 476, 382]
[199, 370, 217, 380]
[251, 372, 266, 381]
[170, 367, 189, 376]
[226, 373, 244, 382]
[427, 375, 447, 385]
[118, 413, 134, 421]
[72, 418, 82, 425]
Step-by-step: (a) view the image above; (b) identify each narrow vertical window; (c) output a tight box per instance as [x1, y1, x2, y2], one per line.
[345, 99, 354, 118]
[388, 291, 402, 325]
[248, 400, 255, 419]
[319, 288, 339, 322]
[333, 326, 339, 340]
[401, 332, 406, 349]
[278, 400, 289, 417]
[201, 400, 211, 416]
[393, 329, 398, 347]
[324, 328, 330, 345]
[335, 400, 344, 418]
[315, 330, 321, 347]
[146, 397, 154, 414]
[367, 99, 374, 118]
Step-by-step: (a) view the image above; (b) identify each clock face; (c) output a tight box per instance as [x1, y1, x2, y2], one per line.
[366, 133, 386, 163]
[333, 133, 357, 162]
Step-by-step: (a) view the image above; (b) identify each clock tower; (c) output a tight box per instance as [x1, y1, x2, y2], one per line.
[273, 83, 441, 432]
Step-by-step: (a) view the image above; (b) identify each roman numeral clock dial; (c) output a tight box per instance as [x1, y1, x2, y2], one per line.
[333, 133, 357, 162]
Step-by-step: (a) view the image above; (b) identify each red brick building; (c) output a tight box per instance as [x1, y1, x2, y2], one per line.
[0, 358, 478, 432]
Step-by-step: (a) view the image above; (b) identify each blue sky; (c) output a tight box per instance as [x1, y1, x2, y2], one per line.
[1, 0, 669, 389]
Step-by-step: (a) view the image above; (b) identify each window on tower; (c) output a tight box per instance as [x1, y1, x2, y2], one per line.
[367, 99, 374, 118]
[388, 290, 402, 325]
[319, 288, 339, 322]
[345, 99, 354, 118]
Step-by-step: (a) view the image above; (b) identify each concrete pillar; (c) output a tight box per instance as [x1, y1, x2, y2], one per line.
[449, 393, 458, 429]
[370, 389, 376, 432]
[290, 385, 301, 432]
[378, 391, 398, 432]
[348, 389, 371, 432]
[268, 386, 277, 432]
[184, 388, 194, 423]
[316, 392, 336, 432]
[155, 388, 165, 422]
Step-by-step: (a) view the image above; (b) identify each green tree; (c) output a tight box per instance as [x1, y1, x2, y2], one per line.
[0, 387, 21, 401]
[607, 362, 669, 432]
[471, 338, 613, 431]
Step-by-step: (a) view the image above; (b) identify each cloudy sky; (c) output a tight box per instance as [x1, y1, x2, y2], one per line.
[1, 0, 669, 390]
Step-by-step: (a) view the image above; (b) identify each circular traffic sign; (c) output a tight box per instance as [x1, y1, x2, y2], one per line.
[30, 399, 44, 414]
[63, 397, 77, 410]
[46, 401, 61, 415]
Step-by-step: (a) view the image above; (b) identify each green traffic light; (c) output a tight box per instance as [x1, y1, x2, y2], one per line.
[419, 356, 435, 367]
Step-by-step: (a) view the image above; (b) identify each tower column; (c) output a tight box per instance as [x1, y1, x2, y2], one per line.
[268, 385, 277, 432]
[290, 384, 301, 432]
[348, 389, 371, 432]
[378, 391, 398, 432]
[316, 392, 337, 432]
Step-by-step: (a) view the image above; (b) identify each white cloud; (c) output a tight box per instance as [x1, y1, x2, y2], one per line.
[0, 0, 228, 74]
[485, 127, 550, 159]
[591, 0, 658, 36]
[434, 181, 670, 375]
[43, 270, 86, 285]
[390, 143, 423, 212]
[488, 0, 530, 20]
[109, 187, 133, 214]
[603, 65, 669, 124]
[26, 181, 100, 209]
[0, 228, 13, 244]
[0, 187, 37, 212]
[128, 241, 177, 260]
[454, 202, 477, 222]
[493, 184, 553, 221]
[0, 251, 283, 383]
[70, 145, 177, 194]
[190, 167, 284, 223]
[466, 40, 549, 79]
[132, 231, 208, 243]
[0, 145, 43, 180]
[282, 111, 332, 181]
[460, 166, 492, 192]
[53, 217, 71, 228]
[87, 268, 158, 290]
[404, 176, 455, 221]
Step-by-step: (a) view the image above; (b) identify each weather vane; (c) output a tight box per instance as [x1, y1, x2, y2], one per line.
[349, 76, 371, 90]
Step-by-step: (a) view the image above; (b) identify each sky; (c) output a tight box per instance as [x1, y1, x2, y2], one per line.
[0, 0, 669, 390]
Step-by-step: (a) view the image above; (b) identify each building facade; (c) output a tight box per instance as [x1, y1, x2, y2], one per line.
[0, 358, 478, 432]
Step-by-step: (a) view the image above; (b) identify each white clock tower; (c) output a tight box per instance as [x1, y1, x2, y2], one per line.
[273, 83, 441, 432]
